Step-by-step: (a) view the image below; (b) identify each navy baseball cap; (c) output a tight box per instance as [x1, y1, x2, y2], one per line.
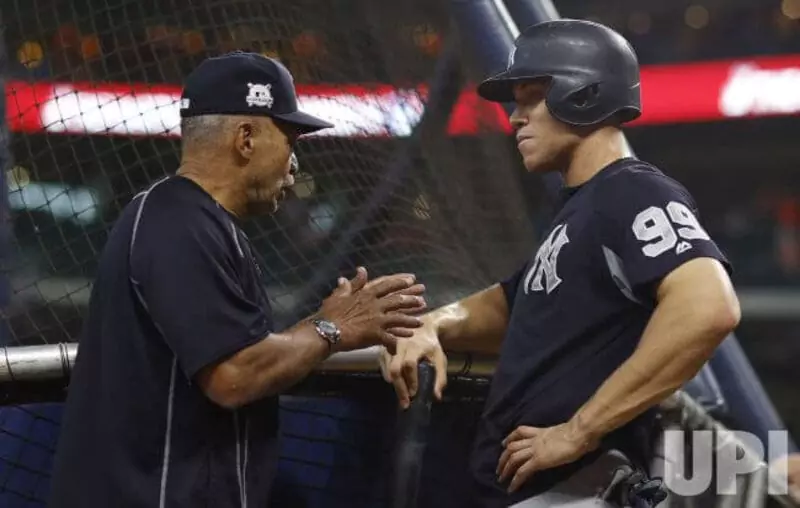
[179, 51, 334, 134]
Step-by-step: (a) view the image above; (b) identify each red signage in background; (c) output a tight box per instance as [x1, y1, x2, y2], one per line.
[6, 54, 800, 138]
[635, 54, 800, 125]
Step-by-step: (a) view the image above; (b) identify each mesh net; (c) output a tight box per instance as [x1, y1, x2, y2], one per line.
[3, 0, 538, 345]
[1, 0, 540, 505]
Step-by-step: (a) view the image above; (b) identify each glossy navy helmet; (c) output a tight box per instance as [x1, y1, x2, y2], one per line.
[478, 19, 642, 127]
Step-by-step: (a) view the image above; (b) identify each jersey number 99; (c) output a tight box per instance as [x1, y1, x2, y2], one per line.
[632, 201, 710, 258]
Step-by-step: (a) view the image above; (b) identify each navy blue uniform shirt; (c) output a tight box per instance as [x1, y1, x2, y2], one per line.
[470, 158, 731, 506]
[50, 176, 278, 508]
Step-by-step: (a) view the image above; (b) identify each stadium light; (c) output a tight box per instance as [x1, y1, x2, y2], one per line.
[181, 30, 206, 55]
[685, 5, 710, 29]
[80, 34, 101, 61]
[411, 24, 442, 56]
[52, 23, 80, 50]
[17, 41, 44, 69]
[261, 50, 281, 61]
[7, 165, 31, 190]
[292, 30, 324, 59]
[782, 0, 800, 20]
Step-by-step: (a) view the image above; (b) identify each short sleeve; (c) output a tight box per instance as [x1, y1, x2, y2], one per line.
[499, 266, 526, 311]
[131, 206, 272, 381]
[597, 170, 731, 300]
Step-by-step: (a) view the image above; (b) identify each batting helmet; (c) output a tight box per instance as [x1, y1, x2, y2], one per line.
[477, 19, 642, 127]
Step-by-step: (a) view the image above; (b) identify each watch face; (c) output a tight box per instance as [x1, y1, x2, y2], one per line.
[315, 319, 340, 343]
[319, 320, 337, 335]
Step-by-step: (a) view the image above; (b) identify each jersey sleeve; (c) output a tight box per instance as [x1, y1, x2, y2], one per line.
[597, 170, 732, 301]
[130, 205, 273, 381]
[499, 265, 526, 311]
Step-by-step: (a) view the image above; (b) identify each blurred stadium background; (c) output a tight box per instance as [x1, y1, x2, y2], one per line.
[0, 0, 799, 506]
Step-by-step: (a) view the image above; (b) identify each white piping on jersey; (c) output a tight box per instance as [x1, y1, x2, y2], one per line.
[128, 177, 178, 507]
[243, 417, 249, 507]
[234, 412, 248, 507]
[601, 246, 643, 305]
[234, 412, 242, 505]
[158, 359, 178, 508]
[130, 178, 250, 507]
[229, 222, 245, 259]
[129, 177, 170, 262]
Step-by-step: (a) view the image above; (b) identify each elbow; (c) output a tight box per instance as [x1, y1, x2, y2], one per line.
[659, 258, 741, 347]
[713, 287, 741, 335]
[701, 290, 741, 346]
[717, 299, 741, 336]
[203, 363, 249, 409]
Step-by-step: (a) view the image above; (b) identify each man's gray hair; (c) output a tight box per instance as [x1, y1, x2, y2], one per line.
[180, 115, 227, 148]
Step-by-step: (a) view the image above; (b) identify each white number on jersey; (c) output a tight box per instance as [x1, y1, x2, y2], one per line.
[632, 201, 710, 258]
[666, 201, 710, 241]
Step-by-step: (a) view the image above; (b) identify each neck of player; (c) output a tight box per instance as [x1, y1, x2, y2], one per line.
[177, 160, 249, 219]
[563, 127, 632, 188]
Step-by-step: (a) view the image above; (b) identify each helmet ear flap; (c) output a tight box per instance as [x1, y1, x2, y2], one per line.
[568, 83, 601, 109]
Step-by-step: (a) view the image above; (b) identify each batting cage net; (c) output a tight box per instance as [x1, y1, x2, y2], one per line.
[0, 0, 539, 506]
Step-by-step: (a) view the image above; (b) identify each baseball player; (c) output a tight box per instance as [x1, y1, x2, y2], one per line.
[381, 20, 740, 507]
[49, 52, 426, 507]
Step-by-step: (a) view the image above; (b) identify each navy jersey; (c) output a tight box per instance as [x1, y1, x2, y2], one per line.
[470, 158, 731, 506]
[50, 177, 278, 508]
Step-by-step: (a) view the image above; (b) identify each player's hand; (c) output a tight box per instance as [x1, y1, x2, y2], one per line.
[379, 322, 447, 409]
[496, 423, 599, 493]
[770, 453, 800, 502]
[317, 267, 427, 351]
[787, 453, 800, 502]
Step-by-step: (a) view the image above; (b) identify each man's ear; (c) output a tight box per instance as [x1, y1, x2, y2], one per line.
[235, 121, 255, 161]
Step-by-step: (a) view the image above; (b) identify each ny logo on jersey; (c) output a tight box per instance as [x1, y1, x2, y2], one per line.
[524, 224, 570, 295]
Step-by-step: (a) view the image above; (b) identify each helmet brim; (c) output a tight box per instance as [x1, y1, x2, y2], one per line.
[477, 71, 551, 103]
[477, 71, 517, 103]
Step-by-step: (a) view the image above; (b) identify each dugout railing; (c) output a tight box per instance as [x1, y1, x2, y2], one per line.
[0, 342, 798, 507]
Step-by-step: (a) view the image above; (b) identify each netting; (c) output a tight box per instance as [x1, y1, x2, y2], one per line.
[3, 0, 539, 348]
[0, 0, 542, 505]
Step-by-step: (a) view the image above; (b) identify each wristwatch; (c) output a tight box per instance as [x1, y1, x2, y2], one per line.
[312, 318, 341, 349]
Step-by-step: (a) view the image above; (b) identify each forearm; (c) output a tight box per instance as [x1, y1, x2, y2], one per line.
[246, 321, 334, 397]
[429, 284, 510, 354]
[201, 319, 331, 408]
[571, 263, 739, 443]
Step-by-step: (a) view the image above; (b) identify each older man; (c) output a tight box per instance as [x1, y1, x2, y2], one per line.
[49, 52, 426, 508]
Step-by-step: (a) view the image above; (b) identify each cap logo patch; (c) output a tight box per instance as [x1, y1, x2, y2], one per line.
[246, 83, 274, 108]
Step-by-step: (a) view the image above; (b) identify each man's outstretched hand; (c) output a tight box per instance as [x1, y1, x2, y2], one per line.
[318, 266, 427, 352]
[379, 321, 448, 409]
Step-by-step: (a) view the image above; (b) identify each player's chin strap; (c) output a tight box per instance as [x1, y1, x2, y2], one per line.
[599, 464, 668, 508]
